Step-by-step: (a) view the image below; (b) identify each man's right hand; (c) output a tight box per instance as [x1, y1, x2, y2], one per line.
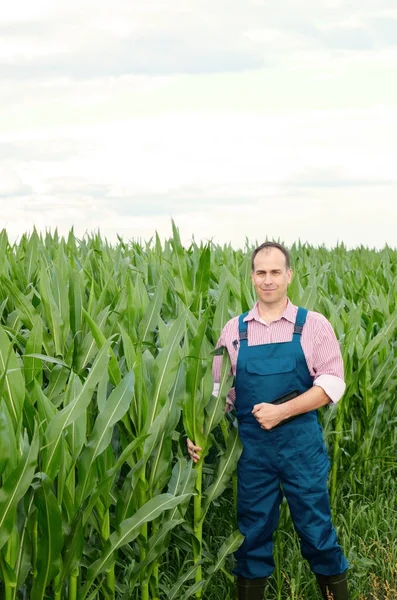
[186, 438, 202, 463]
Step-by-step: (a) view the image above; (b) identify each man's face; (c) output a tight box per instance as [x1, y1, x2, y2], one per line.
[251, 248, 292, 306]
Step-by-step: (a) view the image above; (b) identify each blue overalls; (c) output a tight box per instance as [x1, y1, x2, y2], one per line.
[234, 308, 348, 579]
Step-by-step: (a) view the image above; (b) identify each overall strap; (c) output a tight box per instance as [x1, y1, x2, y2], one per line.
[238, 312, 249, 344]
[292, 307, 308, 342]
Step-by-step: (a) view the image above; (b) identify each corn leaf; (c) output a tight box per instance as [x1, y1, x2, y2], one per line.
[76, 371, 134, 506]
[0, 424, 39, 550]
[202, 428, 242, 519]
[42, 342, 110, 481]
[206, 530, 244, 576]
[31, 475, 63, 600]
[80, 493, 192, 598]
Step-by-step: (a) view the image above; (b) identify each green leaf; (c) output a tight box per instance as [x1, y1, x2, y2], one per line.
[119, 322, 136, 371]
[32, 381, 56, 427]
[82, 434, 148, 527]
[191, 245, 211, 313]
[0, 551, 17, 588]
[206, 530, 244, 576]
[139, 280, 163, 343]
[142, 400, 172, 469]
[75, 306, 110, 372]
[23, 353, 69, 368]
[0, 402, 11, 477]
[167, 563, 202, 600]
[55, 512, 84, 594]
[42, 342, 111, 481]
[76, 371, 134, 506]
[0, 326, 25, 431]
[0, 401, 17, 477]
[146, 310, 186, 428]
[69, 268, 84, 337]
[0, 231, 9, 276]
[39, 265, 64, 357]
[202, 428, 242, 519]
[171, 220, 190, 305]
[148, 364, 184, 492]
[24, 318, 43, 386]
[31, 475, 63, 600]
[212, 285, 229, 344]
[0, 275, 38, 330]
[205, 348, 233, 435]
[179, 580, 206, 600]
[65, 376, 87, 461]
[135, 518, 184, 575]
[167, 458, 197, 521]
[183, 311, 210, 449]
[0, 425, 39, 550]
[361, 309, 397, 366]
[14, 490, 35, 590]
[82, 307, 121, 386]
[300, 283, 317, 311]
[80, 493, 192, 598]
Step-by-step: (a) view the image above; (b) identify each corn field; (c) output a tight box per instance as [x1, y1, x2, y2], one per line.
[0, 225, 396, 600]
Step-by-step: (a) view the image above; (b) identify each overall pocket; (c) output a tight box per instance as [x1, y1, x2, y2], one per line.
[246, 356, 298, 405]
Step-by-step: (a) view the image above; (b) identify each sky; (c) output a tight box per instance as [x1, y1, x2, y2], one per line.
[1, 0, 397, 249]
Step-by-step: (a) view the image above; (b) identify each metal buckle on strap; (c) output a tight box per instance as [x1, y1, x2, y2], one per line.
[239, 331, 248, 341]
[294, 325, 303, 334]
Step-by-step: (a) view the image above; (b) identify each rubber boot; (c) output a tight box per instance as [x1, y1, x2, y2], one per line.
[315, 572, 348, 600]
[236, 575, 268, 600]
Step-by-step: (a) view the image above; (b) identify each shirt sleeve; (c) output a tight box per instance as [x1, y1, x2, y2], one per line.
[312, 319, 346, 404]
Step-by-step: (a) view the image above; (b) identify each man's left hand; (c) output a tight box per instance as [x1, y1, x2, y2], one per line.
[252, 403, 285, 430]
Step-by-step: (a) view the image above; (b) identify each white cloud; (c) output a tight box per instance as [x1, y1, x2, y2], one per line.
[1, 0, 397, 82]
[0, 0, 396, 248]
[0, 166, 32, 196]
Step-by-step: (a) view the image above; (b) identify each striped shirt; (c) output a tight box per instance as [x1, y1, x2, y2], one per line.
[212, 299, 345, 407]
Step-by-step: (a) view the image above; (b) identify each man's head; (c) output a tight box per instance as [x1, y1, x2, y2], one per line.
[251, 242, 292, 308]
[251, 242, 290, 271]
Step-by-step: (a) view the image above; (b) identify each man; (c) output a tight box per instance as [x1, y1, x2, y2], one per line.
[187, 242, 349, 600]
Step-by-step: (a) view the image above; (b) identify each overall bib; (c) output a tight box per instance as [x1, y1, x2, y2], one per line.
[234, 308, 348, 579]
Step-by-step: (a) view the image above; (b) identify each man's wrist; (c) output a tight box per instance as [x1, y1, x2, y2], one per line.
[279, 399, 296, 420]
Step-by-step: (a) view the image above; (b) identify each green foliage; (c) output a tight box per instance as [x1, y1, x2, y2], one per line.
[0, 229, 395, 599]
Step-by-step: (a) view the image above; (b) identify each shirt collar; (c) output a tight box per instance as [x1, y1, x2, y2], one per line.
[244, 299, 297, 325]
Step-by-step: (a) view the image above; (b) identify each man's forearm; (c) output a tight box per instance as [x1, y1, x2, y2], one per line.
[253, 383, 336, 430]
[279, 385, 330, 420]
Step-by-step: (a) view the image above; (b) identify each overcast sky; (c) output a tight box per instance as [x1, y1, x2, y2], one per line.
[1, 0, 396, 249]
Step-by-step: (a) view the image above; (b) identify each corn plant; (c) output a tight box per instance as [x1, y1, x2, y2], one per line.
[0, 228, 396, 599]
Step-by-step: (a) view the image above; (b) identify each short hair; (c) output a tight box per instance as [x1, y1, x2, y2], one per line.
[251, 242, 291, 271]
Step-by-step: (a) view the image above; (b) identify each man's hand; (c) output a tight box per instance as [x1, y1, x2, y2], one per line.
[252, 403, 285, 430]
[186, 437, 202, 463]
